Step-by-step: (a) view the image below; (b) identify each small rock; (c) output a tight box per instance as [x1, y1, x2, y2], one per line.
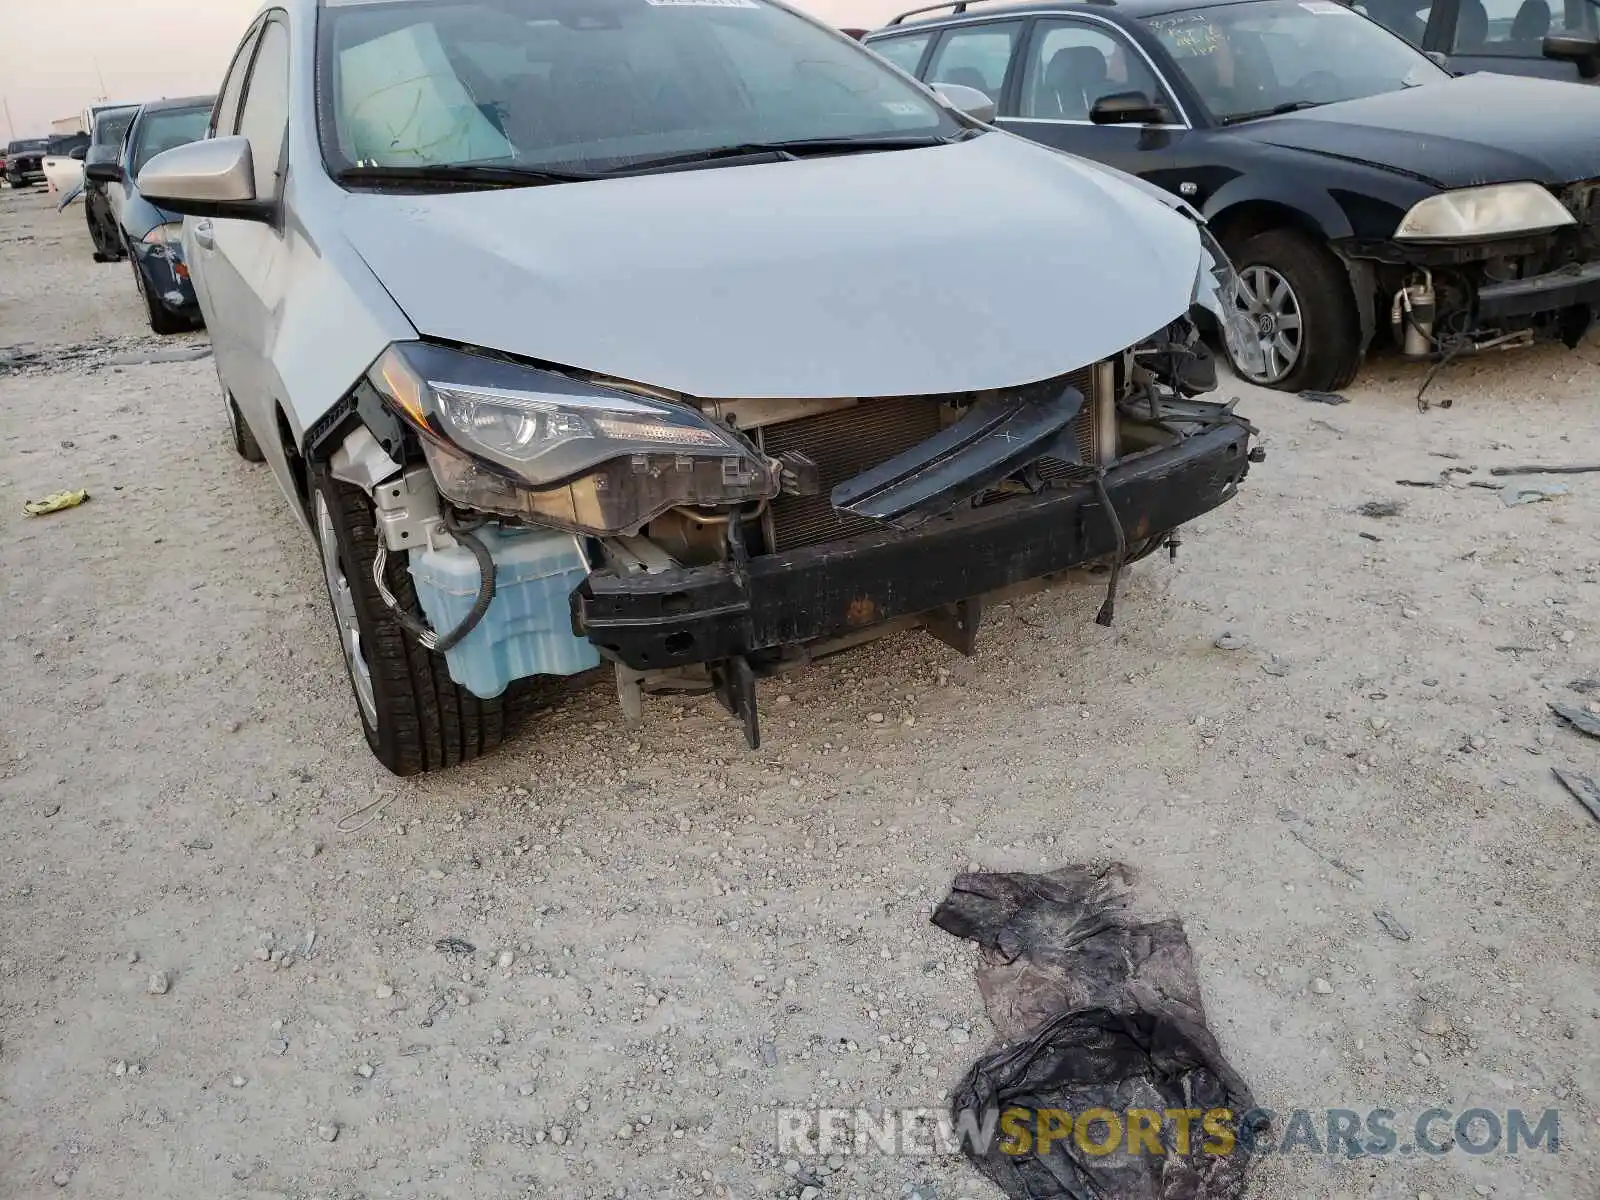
[230, 1075, 246, 1088]
[147, 971, 170, 995]
[496, 950, 515, 969]
[42, 804, 61, 817]
[949, 1028, 970, 1045]
[519, 1083, 535, 1096]
[125, 951, 139, 964]
[827, 1154, 845, 1170]
[576, 1098, 590, 1113]
[866, 712, 885, 724]
[1412, 1050, 1431, 1066]
[1419, 1192, 1435, 1200]
[374, 985, 394, 1000]
[317, 1122, 340, 1143]
[776, 694, 793, 706]
[1474, 1188, 1491, 1197]
[491, 1028, 507, 1045]
[1369, 716, 1390, 732]
[784, 1160, 803, 1178]
[53, 1171, 71, 1187]
[1214, 632, 1249, 651]
[801, 1189, 821, 1200]
[304, 842, 322, 859]
[356, 1063, 374, 1079]
[1311, 977, 1334, 995]
[550, 1125, 568, 1145]
[759, 1041, 778, 1068]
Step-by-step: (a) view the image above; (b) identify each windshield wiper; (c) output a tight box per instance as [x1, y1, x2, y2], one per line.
[603, 134, 956, 176]
[334, 163, 602, 191]
[1219, 99, 1329, 126]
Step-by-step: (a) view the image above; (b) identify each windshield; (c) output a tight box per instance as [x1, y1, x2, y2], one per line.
[1142, 0, 1448, 124]
[8, 139, 47, 153]
[93, 109, 139, 148]
[315, 0, 960, 178]
[130, 107, 212, 176]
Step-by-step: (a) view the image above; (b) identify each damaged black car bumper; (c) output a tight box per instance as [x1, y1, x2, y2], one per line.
[1476, 258, 1600, 320]
[572, 418, 1254, 673]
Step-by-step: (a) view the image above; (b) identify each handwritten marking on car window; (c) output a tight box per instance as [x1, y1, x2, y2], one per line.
[340, 23, 513, 166]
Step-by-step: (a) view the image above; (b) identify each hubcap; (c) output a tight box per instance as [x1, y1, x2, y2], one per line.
[1231, 264, 1303, 385]
[315, 492, 378, 727]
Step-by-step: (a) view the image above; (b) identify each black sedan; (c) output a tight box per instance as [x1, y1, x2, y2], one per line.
[82, 104, 140, 262]
[84, 96, 214, 335]
[4, 138, 48, 188]
[866, 0, 1600, 391]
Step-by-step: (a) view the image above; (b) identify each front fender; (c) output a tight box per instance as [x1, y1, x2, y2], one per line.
[1201, 177, 1355, 241]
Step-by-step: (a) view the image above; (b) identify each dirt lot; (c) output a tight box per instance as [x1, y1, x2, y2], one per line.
[2, 184, 1597, 1200]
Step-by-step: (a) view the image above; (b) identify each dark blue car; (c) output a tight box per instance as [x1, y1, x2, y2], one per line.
[84, 95, 215, 334]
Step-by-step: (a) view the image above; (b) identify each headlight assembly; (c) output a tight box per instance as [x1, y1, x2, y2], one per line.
[1395, 183, 1575, 241]
[369, 342, 777, 536]
[1192, 225, 1267, 380]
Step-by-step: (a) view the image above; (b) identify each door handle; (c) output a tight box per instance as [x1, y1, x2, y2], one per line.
[192, 219, 215, 250]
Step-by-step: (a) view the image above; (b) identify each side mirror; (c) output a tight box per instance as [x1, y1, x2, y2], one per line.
[1090, 90, 1168, 126]
[69, 145, 87, 161]
[84, 159, 124, 183]
[932, 81, 998, 124]
[136, 136, 270, 220]
[1543, 32, 1600, 77]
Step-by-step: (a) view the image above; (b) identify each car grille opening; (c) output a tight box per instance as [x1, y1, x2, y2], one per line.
[760, 366, 1100, 553]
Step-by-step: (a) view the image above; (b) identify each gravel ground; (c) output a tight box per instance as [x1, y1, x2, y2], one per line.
[2, 184, 1597, 1200]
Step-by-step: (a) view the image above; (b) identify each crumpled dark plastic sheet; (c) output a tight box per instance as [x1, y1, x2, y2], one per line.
[934, 865, 1261, 1200]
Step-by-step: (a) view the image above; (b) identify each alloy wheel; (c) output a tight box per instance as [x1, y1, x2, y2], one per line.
[1230, 264, 1303, 385]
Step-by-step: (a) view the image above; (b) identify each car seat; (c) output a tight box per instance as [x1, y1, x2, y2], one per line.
[1456, 0, 1489, 47]
[1041, 46, 1109, 119]
[1509, 0, 1551, 40]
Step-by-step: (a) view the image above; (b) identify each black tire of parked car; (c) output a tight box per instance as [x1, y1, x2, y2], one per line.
[311, 466, 512, 776]
[130, 251, 190, 336]
[224, 392, 266, 462]
[1225, 229, 1363, 394]
[87, 207, 121, 262]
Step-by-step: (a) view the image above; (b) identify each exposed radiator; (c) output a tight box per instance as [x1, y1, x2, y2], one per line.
[762, 366, 1102, 553]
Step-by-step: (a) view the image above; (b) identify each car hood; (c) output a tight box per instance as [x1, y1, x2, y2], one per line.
[338, 132, 1202, 399]
[1232, 73, 1600, 189]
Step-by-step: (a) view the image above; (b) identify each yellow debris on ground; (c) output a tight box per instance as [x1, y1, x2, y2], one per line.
[22, 489, 90, 516]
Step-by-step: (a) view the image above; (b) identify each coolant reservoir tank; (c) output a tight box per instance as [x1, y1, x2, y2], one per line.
[408, 525, 599, 698]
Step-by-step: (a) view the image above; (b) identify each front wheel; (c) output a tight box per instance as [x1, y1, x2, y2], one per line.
[1223, 229, 1362, 393]
[131, 254, 189, 335]
[311, 467, 510, 776]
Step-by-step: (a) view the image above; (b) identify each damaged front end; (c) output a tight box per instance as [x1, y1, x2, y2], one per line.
[1345, 180, 1600, 365]
[318, 249, 1260, 748]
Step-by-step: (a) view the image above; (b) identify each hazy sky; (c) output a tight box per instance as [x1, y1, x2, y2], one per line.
[0, 0, 913, 139]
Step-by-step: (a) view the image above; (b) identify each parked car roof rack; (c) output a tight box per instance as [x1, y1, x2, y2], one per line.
[886, 0, 1012, 25]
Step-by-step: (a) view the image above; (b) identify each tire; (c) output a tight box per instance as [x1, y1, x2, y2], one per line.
[131, 252, 189, 335]
[224, 392, 265, 462]
[87, 205, 119, 262]
[1223, 229, 1362, 393]
[311, 467, 510, 776]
